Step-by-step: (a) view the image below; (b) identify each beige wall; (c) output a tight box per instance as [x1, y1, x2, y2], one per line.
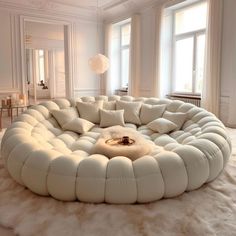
[0, 7, 101, 99]
[0, 10, 19, 95]
[220, 0, 236, 125]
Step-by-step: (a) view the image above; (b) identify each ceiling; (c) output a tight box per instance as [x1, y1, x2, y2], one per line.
[0, 0, 165, 20]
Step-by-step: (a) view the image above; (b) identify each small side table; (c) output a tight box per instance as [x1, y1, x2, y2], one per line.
[0, 104, 30, 131]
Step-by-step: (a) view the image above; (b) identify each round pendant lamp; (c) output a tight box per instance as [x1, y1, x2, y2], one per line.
[89, 0, 109, 74]
[89, 53, 109, 74]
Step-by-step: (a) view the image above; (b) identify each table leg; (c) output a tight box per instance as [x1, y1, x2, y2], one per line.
[17, 107, 19, 116]
[10, 108, 13, 123]
[0, 108, 2, 131]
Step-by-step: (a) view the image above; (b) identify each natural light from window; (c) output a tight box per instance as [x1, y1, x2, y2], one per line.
[173, 2, 207, 94]
[121, 23, 131, 88]
[38, 49, 45, 83]
[175, 2, 207, 35]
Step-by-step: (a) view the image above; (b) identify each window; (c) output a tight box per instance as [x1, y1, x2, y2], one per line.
[120, 23, 131, 88]
[172, 2, 207, 94]
[38, 49, 45, 83]
[110, 19, 131, 93]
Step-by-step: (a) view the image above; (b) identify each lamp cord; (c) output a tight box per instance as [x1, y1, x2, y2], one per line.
[96, 0, 99, 52]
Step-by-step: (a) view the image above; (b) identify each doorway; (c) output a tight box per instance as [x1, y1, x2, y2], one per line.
[20, 17, 74, 104]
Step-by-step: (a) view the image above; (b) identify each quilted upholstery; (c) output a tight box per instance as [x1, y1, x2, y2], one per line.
[1, 96, 231, 204]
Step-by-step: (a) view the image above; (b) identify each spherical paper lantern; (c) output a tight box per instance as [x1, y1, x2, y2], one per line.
[88, 54, 109, 74]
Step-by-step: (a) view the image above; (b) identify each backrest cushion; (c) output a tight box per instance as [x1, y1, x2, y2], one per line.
[103, 101, 116, 110]
[116, 100, 142, 125]
[140, 104, 166, 124]
[100, 109, 125, 128]
[162, 111, 187, 131]
[51, 107, 79, 127]
[76, 100, 103, 124]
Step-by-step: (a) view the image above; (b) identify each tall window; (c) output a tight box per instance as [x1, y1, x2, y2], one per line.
[120, 22, 131, 88]
[172, 2, 207, 94]
[38, 49, 45, 83]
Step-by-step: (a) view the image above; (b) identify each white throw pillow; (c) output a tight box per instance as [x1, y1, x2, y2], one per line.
[140, 104, 166, 124]
[62, 118, 94, 134]
[147, 118, 177, 134]
[100, 109, 125, 128]
[103, 101, 116, 110]
[163, 111, 187, 130]
[76, 100, 103, 124]
[51, 107, 79, 127]
[116, 100, 142, 125]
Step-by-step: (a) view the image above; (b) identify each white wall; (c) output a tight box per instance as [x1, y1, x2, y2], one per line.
[139, 8, 157, 97]
[0, 6, 100, 99]
[220, 0, 236, 125]
[0, 10, 19, 95]
[73, 21, 101, 97]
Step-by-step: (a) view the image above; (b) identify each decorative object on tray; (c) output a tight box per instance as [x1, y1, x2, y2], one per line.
[105, 136, 135, 146]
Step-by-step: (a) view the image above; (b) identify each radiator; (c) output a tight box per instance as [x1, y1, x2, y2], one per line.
[167, 94, 201, 107]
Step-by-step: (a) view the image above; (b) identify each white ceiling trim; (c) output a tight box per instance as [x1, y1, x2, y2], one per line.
[0, 0, 166, 22]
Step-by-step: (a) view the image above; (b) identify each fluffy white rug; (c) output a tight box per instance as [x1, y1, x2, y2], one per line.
[92, 126, 154, 160]
[0, 128, 236, 236]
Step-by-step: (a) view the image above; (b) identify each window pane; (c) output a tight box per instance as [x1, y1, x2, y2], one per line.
[121, 24, 131, 46]
[195, 34, 206, 94]
[174, 37, 193, 93]
[121, 48, 129, 87]
[39, 50, 45, 82]
[175, 2, 207, 35]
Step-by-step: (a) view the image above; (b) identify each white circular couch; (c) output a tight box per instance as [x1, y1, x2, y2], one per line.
[1, 96, 231, 204]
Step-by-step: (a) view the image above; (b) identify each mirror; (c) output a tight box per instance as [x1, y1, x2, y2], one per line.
[24, 20, 66, 104]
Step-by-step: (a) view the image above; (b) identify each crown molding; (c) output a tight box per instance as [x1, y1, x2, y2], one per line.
[103, 0, 166, 22]
[0, 0, 98, 22]
[0, 0, 169, 23]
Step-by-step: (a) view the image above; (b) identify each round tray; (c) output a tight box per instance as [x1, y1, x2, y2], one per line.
[105, 138, 135, 146]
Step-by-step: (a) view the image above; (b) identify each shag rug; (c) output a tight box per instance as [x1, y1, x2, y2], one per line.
[0, 129, 236, 236]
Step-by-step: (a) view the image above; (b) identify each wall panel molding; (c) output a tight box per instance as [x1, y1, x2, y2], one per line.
[74, 88, 100, 97]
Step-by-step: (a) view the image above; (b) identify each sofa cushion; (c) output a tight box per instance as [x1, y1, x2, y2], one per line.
[140, 104, 166, 124]
[147, 118, 177, 134]
[100, 109, 125, 128]
[103, 101, 116, 110]
[116, 100, 141, 125]
[51, 107, 79, 127]
[76, 101, 103, 124]
[163, 111, 187, 130]
[62, 118, 95, 134]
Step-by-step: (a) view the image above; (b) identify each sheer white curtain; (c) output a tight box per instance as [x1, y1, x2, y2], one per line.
[103, 23, 113, 95]
[153, 5, 165, 98]
[128, 14, 141, 97]
[201, 0, 223, 117]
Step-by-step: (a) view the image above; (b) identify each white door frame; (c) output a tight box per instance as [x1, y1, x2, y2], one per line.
[19, 15, 75, 99]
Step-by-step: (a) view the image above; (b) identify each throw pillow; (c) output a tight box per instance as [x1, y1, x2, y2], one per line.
[51, 107, 79, 127]
[62, 118, 94, 134]
[147, 118, 177, 134]
[116, 100, 142, 125]
[76, 100, 103, 124]
[103, 101, 116, 110]
[100, 109, 125, 128]
[162, 111, 187, 130]
[140, 104, 166, 124]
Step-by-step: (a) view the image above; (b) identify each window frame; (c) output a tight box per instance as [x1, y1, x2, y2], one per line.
[171, 0, 207, 96]
[119, 22, 131, 88]
[38, 49, 45, 83]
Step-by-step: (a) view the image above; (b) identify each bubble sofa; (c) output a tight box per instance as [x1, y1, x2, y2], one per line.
[1, 96, 231, 204]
